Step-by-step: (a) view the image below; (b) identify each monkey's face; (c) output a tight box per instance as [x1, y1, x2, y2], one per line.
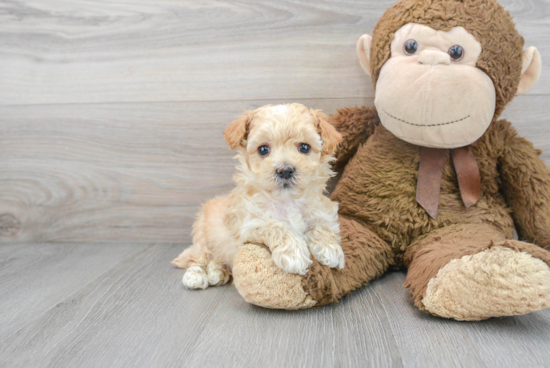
[374, 23, 495, 148]
[356, 1, 541, 149]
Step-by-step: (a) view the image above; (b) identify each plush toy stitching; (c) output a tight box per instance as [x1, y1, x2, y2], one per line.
[383, 109, 470, 127]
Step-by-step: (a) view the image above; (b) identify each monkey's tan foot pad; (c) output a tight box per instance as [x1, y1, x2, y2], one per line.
[232, 243, 316, 310]
[422, 246, 550, 321]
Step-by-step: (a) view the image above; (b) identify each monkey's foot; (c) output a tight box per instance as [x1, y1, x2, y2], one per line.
[422, 246, 550, 321]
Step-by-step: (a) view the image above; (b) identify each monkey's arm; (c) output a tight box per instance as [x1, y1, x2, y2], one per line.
[329, 106, 380, 171]
[498, 120, 550, 250]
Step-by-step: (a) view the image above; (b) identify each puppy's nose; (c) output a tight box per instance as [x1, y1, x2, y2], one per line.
[276, 166, 295, 179]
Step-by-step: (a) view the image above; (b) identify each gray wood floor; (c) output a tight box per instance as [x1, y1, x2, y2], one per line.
[0, 242, 549, 368]
[2, 1, 550, 367]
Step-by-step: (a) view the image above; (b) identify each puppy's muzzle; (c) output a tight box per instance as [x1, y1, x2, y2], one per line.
[276, 166, 295, 180]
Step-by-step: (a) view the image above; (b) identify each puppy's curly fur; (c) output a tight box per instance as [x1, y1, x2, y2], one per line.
[172, 103, 344, 289]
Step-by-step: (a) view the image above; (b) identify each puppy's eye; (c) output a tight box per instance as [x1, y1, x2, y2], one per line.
[258, 145, 270, 156]
[298, 143, 311, 154]
[404, 39, 418, 55]
[448, 45, 464, 61]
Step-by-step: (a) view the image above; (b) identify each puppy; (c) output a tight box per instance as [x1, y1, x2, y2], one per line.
[172, 103, 345, 289]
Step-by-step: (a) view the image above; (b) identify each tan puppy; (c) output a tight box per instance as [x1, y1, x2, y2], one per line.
[172, 103, 344, 289]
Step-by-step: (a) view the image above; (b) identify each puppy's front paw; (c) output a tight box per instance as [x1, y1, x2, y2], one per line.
[307, 225, 345, 270]
[309, 241, 345, 270]
[182, 266, 209, 289]
[271, 237, 312, 275]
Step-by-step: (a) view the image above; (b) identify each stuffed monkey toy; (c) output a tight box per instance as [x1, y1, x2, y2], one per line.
[231, 0, 550, 320]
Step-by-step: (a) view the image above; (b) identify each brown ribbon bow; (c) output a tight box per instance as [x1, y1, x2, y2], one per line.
[416, 146, 481, 219]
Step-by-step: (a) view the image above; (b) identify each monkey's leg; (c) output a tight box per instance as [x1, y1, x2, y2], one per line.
[232, 216, 395, 309]
[405, 224, 550, 321]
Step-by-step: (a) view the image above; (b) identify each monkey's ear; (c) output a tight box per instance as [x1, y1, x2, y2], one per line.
[312, 109, 342, 156]
[223, 112, 251, 149]
[356, 34, 372, 77]
[516, 46, 541, 96]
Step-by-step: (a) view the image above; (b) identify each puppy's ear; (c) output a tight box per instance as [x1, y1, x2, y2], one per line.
[223, 112, 252, 149]
[312, 109, 342, 155]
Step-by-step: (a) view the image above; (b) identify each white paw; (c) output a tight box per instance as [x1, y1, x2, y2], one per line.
[207, 262, 230, 286]
[309, 241, 345, 270]
[182, 266, 209, 289]
[271, 238, 312, 275]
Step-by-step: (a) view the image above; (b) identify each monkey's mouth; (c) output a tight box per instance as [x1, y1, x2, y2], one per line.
[382, 109, 470, 127]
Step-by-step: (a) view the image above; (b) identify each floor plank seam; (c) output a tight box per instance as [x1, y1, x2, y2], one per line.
[0, 94, 548, 109]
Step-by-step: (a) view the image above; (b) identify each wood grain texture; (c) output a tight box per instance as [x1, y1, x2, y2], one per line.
[0, 242, 549, 368]
[0, 0, 549, 106]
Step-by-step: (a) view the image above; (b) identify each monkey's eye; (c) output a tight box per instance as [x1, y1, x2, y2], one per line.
[448, 45, 464, 61]
[258, 145, 270, 156]
[404, 39, 418, 55]
[298, 143, 311, 154]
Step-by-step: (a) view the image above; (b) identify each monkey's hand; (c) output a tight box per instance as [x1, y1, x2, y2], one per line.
[499, 120, 550, 250]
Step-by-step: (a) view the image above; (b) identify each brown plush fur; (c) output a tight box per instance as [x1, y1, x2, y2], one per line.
[330, 107, 380, 171]
[303, 109, 550, 310]
[231, 0, 550, 319]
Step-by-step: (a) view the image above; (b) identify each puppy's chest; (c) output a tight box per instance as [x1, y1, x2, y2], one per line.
[266, 199, 311, 232]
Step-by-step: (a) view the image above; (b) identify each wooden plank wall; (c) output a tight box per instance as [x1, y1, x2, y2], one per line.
[1, 0, 549, 243]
